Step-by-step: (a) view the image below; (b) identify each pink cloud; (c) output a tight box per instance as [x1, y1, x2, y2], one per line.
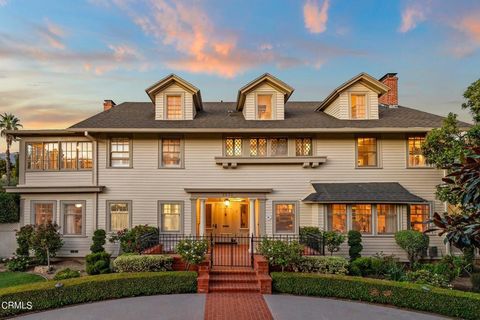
[40, 19, 66, 50]
[398, 4, 427, 33]
[303, 0, 330, 34]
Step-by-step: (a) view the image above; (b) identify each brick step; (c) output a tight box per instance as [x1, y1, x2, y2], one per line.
[210, 269, 256, 276]
[209, 282, 260, 293]
[209, 275, 258, 283]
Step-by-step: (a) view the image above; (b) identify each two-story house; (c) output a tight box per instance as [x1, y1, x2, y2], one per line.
[5, 72, 467, 262]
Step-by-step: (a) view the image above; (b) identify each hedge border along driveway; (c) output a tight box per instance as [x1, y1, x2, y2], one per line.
[0, 271, 197, 318]
[271, 272, 480, 320]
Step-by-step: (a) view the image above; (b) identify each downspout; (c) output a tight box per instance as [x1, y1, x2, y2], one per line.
[84, 131, 99, 231]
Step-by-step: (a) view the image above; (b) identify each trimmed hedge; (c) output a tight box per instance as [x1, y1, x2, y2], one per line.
[0, 271, 197, 317]
[272, 272, 480, 320]
[293, 256, 349, 275]
[113, 254, 173, 272]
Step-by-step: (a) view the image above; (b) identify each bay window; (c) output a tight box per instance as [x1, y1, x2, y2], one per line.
[327, 204, 347, 233]
[377, 204, 397, 234]
[410, 204, 430, 232]
[351, 204, 372, 234]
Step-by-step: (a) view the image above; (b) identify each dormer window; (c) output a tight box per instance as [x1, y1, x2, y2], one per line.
[257, 94, 273, 120]
[351, 94, 366, 119]
[166, 95, 182, 120]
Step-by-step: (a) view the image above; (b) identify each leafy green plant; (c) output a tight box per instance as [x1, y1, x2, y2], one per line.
[349, 254, 405, 280]
[109, 225, 159, 254]
[176, 239, 208, 270]
[113, 254, 173, 272]
[29, 223, 63, 268]
[0, 193, 20, 223]
[90, 229, 106, 253]
[271, 272, 480, 320]
[293, 256, 348, 275]
[394, 230, 429, 266]
[347, 230, 362, 261]
[85, 252, 111, 275]
[323, 231, 346, 256]
[54, 268, 80, 280]
[299, 227, 323, 252]
[4, 256, 33, 272]
[405, 269, 451, 288]
[15, 225, 34, 257]
[0, 272, 197, 318]
[258, 238, 303, 272]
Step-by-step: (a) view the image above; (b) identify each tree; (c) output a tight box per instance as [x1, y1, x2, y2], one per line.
[324, 231, 346, 256]
[462, 78, 480, 123]
[29, 223, 63, 268]
[0, 113, 22, 186]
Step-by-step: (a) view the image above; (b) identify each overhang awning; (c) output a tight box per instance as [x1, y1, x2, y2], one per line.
[303, 182, 428, 204]
[3, 186, 105, 194]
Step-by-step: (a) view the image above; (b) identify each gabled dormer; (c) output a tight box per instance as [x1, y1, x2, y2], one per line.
[236, 73, 294, 120]
[146, 74, 203, 120]
[316, 73, 389, 120]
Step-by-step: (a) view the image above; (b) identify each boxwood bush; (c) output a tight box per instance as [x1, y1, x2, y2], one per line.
[271, 272, 480, 320]
[293, 256, 349, 275]
[0, 272, 197, 317]
[113, 254, 173, 272]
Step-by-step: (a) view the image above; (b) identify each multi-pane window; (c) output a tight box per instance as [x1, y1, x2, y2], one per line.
[408, 136, 427, 167]
[63, 202, 84, 235]
[295, 138, 312, 156]
[249, 138, 267, 157]
[357, 137, 377, 167]
[27, 142, 92, 171]
[78, 142, 93, 169]
[110, 138, 130, 167]
[161, 139, 182, 167]
[109, 202, 130, 231]
[26, 143, 43, 170]
[271, 138, 288, 156]
[275, 203, 295, 233]
[225, 138, 242, 156]
[410, 204, 429, 232]
[328, 204, 347, 233]
[351, 94, 366, 119]
[166, 95, 182, 120]
[377, 204, 397, 234]
[257, 94, 272, 120]
[160, 203, 181, 232]
[33, 202, 54, 226]
[351, 204, 372, 234]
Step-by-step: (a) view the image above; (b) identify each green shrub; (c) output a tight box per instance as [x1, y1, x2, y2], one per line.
[271, 272, 480, 320]
[0, 272, 197, 317]
[5, 256, 32, 272]
[0, 192, 20, 223]
[324, 231, 346, 255]
[349, 257, 373, 276]
[349, 254, 405, 280]
[299, 227, 323, 252]
[394, 230, 429, 266]
[29, 223, 63, 267]
[257, 238, 303, 272]
[405, 269, 451, 288]
[113, 255, 173, 272]
[347, 230, 362, 261]
[85, 252, 111, 275]
[293, 256, 348, 275]
[53, 268, 80, 280]
[418, 255, 467, 282]
[90, 229, 106, 253]
[472, 273, 480, 293]
[15, 225, 34, 257]
[109, 225, 158, 254]
[176, 239, 209, 270]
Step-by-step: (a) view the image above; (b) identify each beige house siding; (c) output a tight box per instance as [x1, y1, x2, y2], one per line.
[324, 83, 379, 120]
[154, 83, 194, 120]
[243, 83, 284, 120]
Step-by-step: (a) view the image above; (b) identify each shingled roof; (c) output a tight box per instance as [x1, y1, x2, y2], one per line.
[303, 182, 428, 203]
[68, 101, 469, 132]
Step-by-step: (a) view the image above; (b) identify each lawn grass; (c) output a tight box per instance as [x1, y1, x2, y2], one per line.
[0, 272, 45, 289]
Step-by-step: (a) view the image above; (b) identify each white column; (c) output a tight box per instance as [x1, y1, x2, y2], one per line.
[199, 198, 206, 237]
[249, 198, 256, 252]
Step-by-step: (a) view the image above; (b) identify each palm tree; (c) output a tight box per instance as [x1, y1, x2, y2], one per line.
[0, 113, 22, 185]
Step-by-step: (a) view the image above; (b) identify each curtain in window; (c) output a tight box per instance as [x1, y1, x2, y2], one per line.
[327, 204, 347, 232]
[351, 204, 372, 234]
[161, 203, 180, 232]
[377, 204, 397, 234]
[64, 203, 83, 235]
[34, 203, 53, 225]
[110, 203, 129, 231]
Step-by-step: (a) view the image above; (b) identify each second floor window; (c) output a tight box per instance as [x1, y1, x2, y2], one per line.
[295, 138, 312, 156]
[225, 138, 242, 156]
[407, 136, 427, 167]
[270, 138, 288, 156]
[166, 95, 182, 120]
[351, 94, 366, 119]
[257, 94, 272, 120]
[357, 137, 378, 167]
[161, 139, 182, 168]
[250, 138, 267, 157]
[27, 141, 92, 171]
[110, 138, 130, 167]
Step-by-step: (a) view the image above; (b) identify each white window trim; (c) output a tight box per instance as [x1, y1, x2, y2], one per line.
[158, 137, 185, 169]
[60, 200, 86, 237]
[255, 92, 276, 120]
[164, 92, 185, 120]
[30, 200, 57, 226]
[272, 201, 298, 235]
[348, 92, 369, 120]
[106, 200, 132, 232]
[158, 201, 184, 234]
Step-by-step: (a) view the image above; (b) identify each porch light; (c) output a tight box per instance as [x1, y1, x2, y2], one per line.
[75, 203, 83, 208]
[223, 199, 230, 207]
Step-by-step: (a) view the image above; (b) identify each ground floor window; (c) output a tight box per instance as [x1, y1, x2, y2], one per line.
[327, 204, 347, 233]
[32, 201, 55, 226]
[410, 204, 430, 232]
[108, 201, 131, 231]
[274, 202, 296, 233]
[62, 201, 85, 235]
[351, 204, 372, 234]
[377, 204, 397, 234]
[159, 202, 182, 232]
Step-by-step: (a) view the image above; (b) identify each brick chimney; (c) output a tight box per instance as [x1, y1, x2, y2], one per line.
[378, 73, 398, 106]
[103, 100, 116, 111]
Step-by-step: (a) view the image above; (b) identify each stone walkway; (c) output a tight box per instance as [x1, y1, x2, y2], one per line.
[14, 294, 450, 320]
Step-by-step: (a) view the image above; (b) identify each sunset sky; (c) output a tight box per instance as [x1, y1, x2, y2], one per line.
[1, 0, 479, 151]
